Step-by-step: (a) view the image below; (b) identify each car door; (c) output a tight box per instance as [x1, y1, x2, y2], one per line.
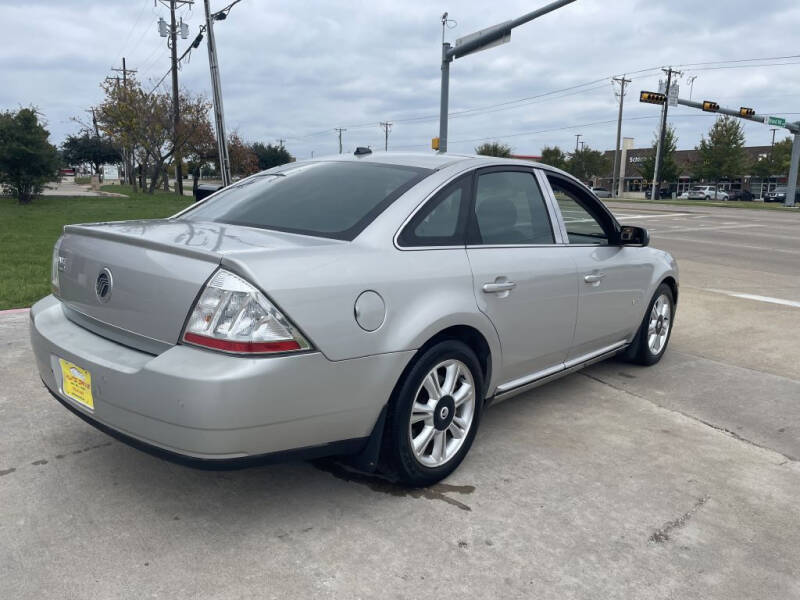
[466, 167, 578, 388]
[543, 173, 653, 362]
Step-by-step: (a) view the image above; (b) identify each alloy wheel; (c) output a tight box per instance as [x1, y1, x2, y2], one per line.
[648, 293, 671, 355]
[408, 359, 476, 468]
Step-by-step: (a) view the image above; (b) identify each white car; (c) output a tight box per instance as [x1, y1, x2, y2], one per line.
[687, 186, 728, 201]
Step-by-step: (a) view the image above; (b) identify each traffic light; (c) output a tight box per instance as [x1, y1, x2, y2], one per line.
[702, 101, 720, 112]
[640, 91, 666, 105]
[739, 107, 756, 118]
[431, 137, 440, 151]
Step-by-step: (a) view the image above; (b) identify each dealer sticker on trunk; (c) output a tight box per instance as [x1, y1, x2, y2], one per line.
[59, 358, 94, 410]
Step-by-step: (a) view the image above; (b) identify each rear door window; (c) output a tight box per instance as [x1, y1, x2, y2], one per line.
[182, 161, 431, 240]
[469, 170, 555, 245]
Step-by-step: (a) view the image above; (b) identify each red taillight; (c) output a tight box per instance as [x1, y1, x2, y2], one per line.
[183, 332, 301, 354]
[181, 269, 311, 356]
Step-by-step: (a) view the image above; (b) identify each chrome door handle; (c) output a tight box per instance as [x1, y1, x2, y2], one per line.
[482, 281, 517, 293]
[584, 273, 606, 284]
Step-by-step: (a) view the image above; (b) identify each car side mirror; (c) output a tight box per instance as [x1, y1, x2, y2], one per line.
[617, 225, 649, 247]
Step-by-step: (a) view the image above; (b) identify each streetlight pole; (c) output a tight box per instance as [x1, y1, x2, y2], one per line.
[204, 0, 231, 187]
[437, 0, 577, 153]
[611, 76, 630, 197]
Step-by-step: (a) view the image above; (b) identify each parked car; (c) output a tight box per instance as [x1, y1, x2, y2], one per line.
[31, 153, 678, 486]
[687, 185, 729, 201]
[591, 187, 612, 198]
[646, 187, 673, 200]
[727, 189, 753, 202]
[763, 186, 800, 203]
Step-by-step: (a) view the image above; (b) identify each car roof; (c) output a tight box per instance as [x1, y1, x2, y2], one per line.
[299, 151, 562, 173]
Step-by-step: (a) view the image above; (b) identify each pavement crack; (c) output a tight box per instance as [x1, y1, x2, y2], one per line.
[649, 495, 710, 543]
[581, 372, 799, 464]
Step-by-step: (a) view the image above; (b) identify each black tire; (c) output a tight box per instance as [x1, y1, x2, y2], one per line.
[383, 339, 484, 487]
[704, 195, 711, 201]
[623, 283, 675, 366]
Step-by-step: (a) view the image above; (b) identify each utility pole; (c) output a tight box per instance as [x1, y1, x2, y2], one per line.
[437, 0, 577, 153]
[111, 58, 137, 187]
[334, 128, 346, 154]
[652, 67, 679, 200]
[379, 121, 393, 151]
[611, 75, 630, 197]
[158, 2, 193, 193]
[203, 0, 231, 187]
[574, 133, 582, 153]
[687, 75, 697, 101]
[111, 57, 136, 89]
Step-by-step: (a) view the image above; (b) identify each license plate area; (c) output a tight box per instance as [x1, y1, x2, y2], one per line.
[58, 358, 94, 410]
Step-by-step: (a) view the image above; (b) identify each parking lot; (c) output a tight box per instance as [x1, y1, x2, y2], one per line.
[2, 203, 799, 599]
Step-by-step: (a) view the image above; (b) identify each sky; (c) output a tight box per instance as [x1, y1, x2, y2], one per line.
[1, 0, 799, 160]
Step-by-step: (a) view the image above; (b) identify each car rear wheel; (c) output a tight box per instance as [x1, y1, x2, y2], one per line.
[384, 340, 483, 487]
[623, 284, 674, 366]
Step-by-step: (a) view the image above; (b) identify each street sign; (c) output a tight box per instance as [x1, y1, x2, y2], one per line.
[455, 22, 512, 58]
[768, 116, 787, 127]
[668, 83, 679, 107]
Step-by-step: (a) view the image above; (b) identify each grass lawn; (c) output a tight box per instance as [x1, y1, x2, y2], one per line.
[0, 186, 192, 310]
[604, 197, 798, 211]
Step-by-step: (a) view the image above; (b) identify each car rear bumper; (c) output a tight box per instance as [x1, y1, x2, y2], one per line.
[30, 295, 413, 462]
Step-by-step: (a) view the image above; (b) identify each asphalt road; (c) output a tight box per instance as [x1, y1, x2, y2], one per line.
[1, 203, 799, 599]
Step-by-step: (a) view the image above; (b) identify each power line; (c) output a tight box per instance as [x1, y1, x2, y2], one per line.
[673, 53, 800, 68]
[279, 53, 800, 147]
[115, 0, 150, 60]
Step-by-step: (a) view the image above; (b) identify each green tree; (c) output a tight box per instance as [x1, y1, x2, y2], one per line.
[251, 142, 293, 170]
[694, 116, 748, 195]
[752, 137, 793, 180]
[0, 108, 60, 204]
[96, 78, 212, 194]
[475, 141, 512, 157]
[566, 144, 609, 182]
[539, 145, 568, 171]
[637, 125, 679, 185]
[228, 132, 259, 176]
[62, 130, 121, 175]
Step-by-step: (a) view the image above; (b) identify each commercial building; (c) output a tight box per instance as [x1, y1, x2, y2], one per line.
[596, 144, 787, 198]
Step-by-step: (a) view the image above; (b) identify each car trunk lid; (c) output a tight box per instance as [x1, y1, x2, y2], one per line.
[56, 219, 340, 347]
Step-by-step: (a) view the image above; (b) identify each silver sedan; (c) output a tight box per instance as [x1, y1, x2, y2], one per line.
[31, 151, 678, 486]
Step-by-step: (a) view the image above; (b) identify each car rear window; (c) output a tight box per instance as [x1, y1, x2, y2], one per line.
[181, 161, 431, 240]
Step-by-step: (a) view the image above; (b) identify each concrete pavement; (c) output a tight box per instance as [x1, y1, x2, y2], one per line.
[1, 202, 799, 599]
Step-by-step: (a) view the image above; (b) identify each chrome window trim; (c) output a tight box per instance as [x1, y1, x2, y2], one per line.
[534, 168, 568, 245]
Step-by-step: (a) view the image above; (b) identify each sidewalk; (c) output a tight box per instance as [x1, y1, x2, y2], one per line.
[43, 178, 126, 198]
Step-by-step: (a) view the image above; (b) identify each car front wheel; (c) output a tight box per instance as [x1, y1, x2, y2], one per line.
[384, 340, 483, 487]
[623, 284, 675, 366]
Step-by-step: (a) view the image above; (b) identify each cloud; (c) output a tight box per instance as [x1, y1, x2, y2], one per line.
[1, 0, 797, 157]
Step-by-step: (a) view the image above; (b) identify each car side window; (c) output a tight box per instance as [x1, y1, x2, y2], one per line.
[470, 171, 554, 246]
[547, 176, 611, 245]
[398, 176, 469, 247]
